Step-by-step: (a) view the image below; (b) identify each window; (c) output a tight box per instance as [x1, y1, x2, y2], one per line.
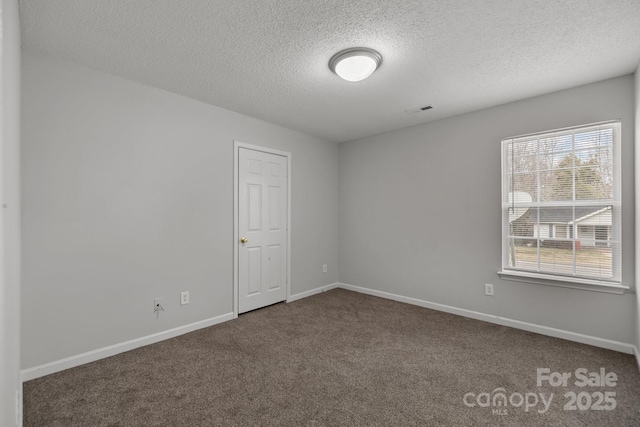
[500, 120, 622, 289]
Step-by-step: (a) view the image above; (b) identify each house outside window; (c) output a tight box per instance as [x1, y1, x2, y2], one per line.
[501, 121, 621, 286]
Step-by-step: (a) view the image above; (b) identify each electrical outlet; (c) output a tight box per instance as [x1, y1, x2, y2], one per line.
[323, 264, 327, 273]
[485, 284, 494, 296]
[181, 291, 189, 305]
[154, 297, 163, 312]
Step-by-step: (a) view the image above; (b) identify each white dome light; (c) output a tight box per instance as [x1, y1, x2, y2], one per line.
[329, 48, 382, 82]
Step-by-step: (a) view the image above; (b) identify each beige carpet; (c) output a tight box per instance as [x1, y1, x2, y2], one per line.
[24, 289, 640, 426]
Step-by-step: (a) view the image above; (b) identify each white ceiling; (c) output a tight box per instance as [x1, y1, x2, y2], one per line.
[19, 0, 640, 143]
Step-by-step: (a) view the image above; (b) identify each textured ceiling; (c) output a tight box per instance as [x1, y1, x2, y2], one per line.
[19, 0, 640, 143]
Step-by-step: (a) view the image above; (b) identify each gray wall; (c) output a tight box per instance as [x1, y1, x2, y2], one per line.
[21, 52, 339, 369]
[635, 63, 640, 352]
[2, 1, 21, 425]
[339, 75, 636, 344]
[20, 50, 639, 373]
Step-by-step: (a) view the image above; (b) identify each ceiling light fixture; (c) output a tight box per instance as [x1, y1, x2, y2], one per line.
[329, 47, 382, 82]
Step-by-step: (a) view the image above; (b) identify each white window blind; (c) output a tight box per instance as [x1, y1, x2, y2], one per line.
[501, 120, 621, 284]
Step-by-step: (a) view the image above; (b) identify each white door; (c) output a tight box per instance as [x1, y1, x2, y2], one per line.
[238, 147, 288, 313]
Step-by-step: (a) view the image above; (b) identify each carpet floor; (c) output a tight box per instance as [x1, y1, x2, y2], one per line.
[24, 289, 640, 426]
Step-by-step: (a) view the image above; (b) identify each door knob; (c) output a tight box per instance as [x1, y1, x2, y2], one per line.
[240, 237, 248, 244]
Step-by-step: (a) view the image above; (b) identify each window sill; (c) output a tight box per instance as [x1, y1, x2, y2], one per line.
[497, 270, 629, 294]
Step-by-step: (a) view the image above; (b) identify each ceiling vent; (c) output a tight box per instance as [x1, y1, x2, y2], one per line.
[405, 105, 433, 114]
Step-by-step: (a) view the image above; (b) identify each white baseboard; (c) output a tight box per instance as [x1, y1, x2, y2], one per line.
[21, 312, 234, 382]
[21, 283, 638, 382]
[337, 283, 635, 355]
[287, 282, 339, 303]
[21, 283, 340, 383]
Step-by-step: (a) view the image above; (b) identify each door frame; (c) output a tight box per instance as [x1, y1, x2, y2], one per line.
[233, 140, 291, 318]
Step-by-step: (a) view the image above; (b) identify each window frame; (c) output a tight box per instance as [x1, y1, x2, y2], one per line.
[498, 120, 627, 294]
